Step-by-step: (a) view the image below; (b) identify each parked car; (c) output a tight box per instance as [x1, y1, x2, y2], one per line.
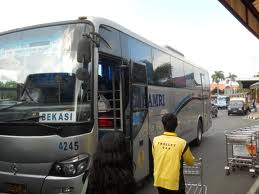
[228, 100, 249, 115]
[211, 103, 218, 118]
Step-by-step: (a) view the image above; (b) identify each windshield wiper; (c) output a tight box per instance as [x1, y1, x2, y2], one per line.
[0, 101, 26, 112]
[1, 115, 43, 122]
[0, 116, 62, 132]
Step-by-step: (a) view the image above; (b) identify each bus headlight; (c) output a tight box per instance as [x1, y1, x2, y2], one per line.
[49, 154, 90, 177]
[77, 160, 88, 175]
[63, 164, 77, 176]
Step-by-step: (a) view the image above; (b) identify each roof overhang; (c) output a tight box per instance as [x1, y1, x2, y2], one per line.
[250, 82, 259, 89]
[236, 77, 259, 88]
[219, 0, 259, 39]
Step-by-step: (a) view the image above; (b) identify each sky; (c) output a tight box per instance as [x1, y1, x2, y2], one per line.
[1, 0, 258, 80]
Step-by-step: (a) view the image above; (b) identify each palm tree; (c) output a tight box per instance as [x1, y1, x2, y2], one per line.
[211, 71, 225, 95]
[226, 72, 237, 94]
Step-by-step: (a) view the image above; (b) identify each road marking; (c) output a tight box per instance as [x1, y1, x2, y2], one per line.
[247, 177, 259, 194]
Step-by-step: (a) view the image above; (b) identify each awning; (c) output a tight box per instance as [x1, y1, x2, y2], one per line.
[250, 82, 259, 89]
[219, 0, 259, 39]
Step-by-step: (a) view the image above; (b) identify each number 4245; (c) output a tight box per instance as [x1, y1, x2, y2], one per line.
[59, 141, 79, 151]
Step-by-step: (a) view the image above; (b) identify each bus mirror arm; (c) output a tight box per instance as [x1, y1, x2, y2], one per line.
[89, 32, 111, 49]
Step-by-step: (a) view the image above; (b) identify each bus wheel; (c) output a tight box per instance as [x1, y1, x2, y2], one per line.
[194, 120, 203, 146]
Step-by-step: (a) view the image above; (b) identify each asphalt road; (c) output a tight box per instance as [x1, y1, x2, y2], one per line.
[137, 110, 259, 194]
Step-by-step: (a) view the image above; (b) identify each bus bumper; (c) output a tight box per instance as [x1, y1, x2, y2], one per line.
[0, 172, 88, 194]
[41, 173, 88, 194]
[0, 172, 45, 194]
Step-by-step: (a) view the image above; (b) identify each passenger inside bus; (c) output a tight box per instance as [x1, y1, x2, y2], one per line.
[98, 75, 111, 112]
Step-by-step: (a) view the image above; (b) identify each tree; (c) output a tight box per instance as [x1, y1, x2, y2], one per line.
[4, 81, 17, 88]
[0, 81, 4, 88]
[226, 72, 237, 94]
[211, 71, 225, 95]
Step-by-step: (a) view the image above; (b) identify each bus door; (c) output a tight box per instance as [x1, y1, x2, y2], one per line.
[97, 56, 124, 137]
[200, 73, 208, 130]
[129, 61, 149, 181]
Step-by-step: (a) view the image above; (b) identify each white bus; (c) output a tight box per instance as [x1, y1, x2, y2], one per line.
[0, 17, 211, 193]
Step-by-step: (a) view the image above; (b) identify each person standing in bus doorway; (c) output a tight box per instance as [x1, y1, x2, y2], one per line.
[86, 131, 136, 194]
[152, 113, 195, 194]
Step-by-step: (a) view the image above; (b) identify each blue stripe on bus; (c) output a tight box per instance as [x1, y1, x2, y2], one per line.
[174, 95, 203, 115]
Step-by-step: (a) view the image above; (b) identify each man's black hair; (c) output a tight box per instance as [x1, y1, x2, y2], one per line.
[161, 113, 178, 132]
[86, 131, 136, 194]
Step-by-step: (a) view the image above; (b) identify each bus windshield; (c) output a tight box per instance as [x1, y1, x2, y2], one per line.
[0, 24, 93, 123]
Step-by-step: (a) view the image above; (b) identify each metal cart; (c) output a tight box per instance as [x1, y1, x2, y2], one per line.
[184, 158, 207, 194]
[224, 126, 259, 177]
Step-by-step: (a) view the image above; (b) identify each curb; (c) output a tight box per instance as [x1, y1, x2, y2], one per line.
[247, 177, 259, 194]
[247, 115, 259, 120]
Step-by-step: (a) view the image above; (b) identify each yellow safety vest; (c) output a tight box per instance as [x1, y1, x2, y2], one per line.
[152, 132, 194, 191]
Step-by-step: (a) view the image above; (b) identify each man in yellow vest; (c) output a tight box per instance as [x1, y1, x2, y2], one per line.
[152, 113, 195, 194]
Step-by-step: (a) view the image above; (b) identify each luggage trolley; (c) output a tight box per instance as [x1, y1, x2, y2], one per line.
[184, 158, 207, 194]
[224, 127, 258, 177]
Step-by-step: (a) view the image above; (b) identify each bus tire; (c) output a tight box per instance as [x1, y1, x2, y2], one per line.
[194, 120, 203, 146]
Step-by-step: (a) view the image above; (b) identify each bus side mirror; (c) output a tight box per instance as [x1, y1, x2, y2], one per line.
[77, 35, 91, 64]
[76, 67, 90, 81]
